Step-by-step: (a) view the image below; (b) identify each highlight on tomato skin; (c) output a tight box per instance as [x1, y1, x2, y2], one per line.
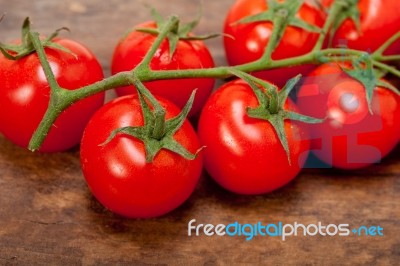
[80, 94, 203, 219]
[296, 63, 400, 170]
[0, 38, 105, 152]
[197, 78, 311, 195]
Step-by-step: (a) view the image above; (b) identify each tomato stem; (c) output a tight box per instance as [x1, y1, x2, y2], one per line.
[372, 60, 400, 78]
[260, 15, 285, 63]
[28, 32, 60, 92]
[372, 31, 400, 60]
[28, 32, 73, 151]
[136, 16, 180, 71]
[132, 78, 167, 140]
[311, 0, 345, 52]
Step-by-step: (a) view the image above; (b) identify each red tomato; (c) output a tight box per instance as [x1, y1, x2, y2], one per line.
[111, 21, 215, 116]
[0, 38, 105, 152]
[80, 95, 203, 218]
[197, 79, 310, 195]
[223, 0, 325, 87]
[323, 0, 400, 54]
[297, 63, 400, 169]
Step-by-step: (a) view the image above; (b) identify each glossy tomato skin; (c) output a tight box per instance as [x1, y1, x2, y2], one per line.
[80, 95, 203, 218]
[323, 0, 400, 54]
[297, 63, 400, 169]
[223, 0, 325, 87]
[111, 21, 215, 116]
[0, 38, 105, 152]
[198, 79, 310, 195]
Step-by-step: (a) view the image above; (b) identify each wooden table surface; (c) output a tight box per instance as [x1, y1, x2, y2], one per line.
[0, 1, 399, 265]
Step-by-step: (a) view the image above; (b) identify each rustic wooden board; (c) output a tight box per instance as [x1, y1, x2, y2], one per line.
[0, 0, 399, 265]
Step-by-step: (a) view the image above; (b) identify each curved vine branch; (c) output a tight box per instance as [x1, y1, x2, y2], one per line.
[9, 0, 399, 152]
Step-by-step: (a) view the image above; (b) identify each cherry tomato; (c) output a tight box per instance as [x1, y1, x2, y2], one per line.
[223, 0, 325, 87]
[297, 63, 400, 169]
[111, 21, 215, 116]
[197, 79, 310, 195]
[0, 38, 105, 152]
[80, 95, 203, 218]
[323, 0, 400, 54]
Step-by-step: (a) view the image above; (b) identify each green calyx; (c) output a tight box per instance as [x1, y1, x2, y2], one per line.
[235, 0, 321, 59]
[0, 17, 72, 60]
[102, 78, 202, 163]
[340, 53, 400, 114]
[230, 69, 323, 164]
[235, 0, 321, 32]
[135, 7, 219, 59]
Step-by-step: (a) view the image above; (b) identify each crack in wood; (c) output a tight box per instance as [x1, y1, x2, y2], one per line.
[20, 219, 66, 225]
[0, 256, 17, 261]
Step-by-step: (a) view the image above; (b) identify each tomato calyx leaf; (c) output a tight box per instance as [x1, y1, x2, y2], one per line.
[230, 70, 323, 163]
[339, 54, 400, 112]
[235, 0, 320, 32]
[234, 0, 321, 54]
[102, 79, 201, 163]
[0, 17, 73, 60]
[339, 53, 398, 113]
[135, 7, 219, 59]
[341, 54, 375, 113]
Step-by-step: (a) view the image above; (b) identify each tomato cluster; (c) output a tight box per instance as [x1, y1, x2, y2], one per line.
[0, 0, 399, 218]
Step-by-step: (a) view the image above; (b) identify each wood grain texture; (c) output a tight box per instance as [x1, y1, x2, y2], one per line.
[0, 0, 399, 265]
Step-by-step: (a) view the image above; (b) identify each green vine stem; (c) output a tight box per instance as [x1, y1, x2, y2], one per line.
[372, 31, 400, 61]
[132, 77, 167, 140]
[22, 0, 400, 151]
[372, 61, 400, 78]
